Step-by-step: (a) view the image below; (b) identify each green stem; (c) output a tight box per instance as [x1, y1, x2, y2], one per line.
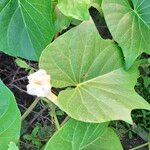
[61, 116, 70, 126]
[48, 102, 60, 130]
[53, 110, 60, 130]
[130, 142, 150, 150]
[21, 97, 40, 121]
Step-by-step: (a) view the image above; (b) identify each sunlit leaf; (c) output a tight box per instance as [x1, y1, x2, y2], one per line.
[57, 0, 102, 20]
[40, 19, 150, 123]
[102, 0, 150, 68]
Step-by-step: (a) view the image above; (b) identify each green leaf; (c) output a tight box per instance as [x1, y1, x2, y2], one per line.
[40, 19, 150, 123]
[71, 19, 82, 26]
[53, 6, 71, 33]
[52, 1, 82, 33]
[15, 58, 31, 70]
[52, 0, 71, 33]
[92, 0, 103, 13]
[0, 80, 21, 150]
[0, 0, 54, 60]
[102, 0, 150, 68]
[8, 142, 19, 150]
[44, 119, 123, 150]
[57, 0, 102, 20]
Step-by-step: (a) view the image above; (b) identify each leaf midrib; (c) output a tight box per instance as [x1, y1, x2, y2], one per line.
[133, 9, 150, 30]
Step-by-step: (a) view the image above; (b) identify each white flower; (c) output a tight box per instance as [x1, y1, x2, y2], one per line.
[27, 69, 51, 97]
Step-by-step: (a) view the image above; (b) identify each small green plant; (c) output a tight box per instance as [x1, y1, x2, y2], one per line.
[23, 123, 55, 150]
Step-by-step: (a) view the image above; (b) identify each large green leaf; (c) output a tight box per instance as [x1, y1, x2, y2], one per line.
[0, 0, 54, 60]
[102, 0, 150, 68]
[40, 19, 150, 123]
[0, 80, 21, 150]
[57, 0, 102, 20]
[44, 119, 123, 150]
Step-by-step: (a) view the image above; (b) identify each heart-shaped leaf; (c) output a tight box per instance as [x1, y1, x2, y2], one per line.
[0, 0, 54, 60]
[102, 0, 150, 68]
[57, 0, 102, 20]
[44, 119, 123, 150]
[40, 19, 150, 123]
[0, 80, 21, 149]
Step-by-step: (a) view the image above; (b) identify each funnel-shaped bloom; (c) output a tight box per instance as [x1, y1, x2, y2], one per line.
[27, 69, 51, 97]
